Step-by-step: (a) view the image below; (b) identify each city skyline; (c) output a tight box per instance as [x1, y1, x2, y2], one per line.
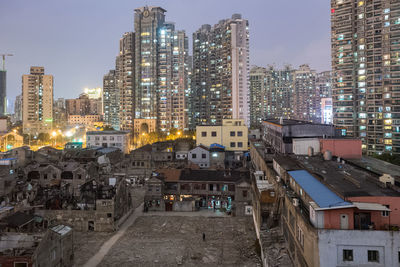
[0, 0, 331, 106]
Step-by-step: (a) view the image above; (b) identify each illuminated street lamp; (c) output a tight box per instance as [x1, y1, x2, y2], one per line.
[51, 131, 57, 147]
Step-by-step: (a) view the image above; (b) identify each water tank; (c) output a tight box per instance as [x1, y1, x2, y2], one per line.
[231, 13, 242, 20]
[323, 150, 332, 161]
[308, 146, 314, 157]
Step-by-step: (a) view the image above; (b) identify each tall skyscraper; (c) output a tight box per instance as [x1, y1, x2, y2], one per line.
[103, 70, 120, 130]
[53, 98, 67, 126]
[13, 94, 22, 123]
[133, 6, 166, 134]
[116, 32, 135, 131]
[249, 65, 294, 126]
[292, 64, 319, 122]
[331, 0, 400, 154]
[316, 71, 332, 124]
[249, 66, 267, 127]
[107, 6, 188, 135]
[192, 14, 250, 127]
[22, 67, 53, 134]
[316, 71, 332, 98]
[158, 23, 189, 131]
[0, 71, 6, 116]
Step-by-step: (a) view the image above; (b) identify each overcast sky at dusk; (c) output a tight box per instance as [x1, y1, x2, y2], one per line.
[0, 0, 331, 110]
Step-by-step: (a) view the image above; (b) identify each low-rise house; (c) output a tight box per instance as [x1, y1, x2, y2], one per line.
[145, 168, 251, 215]
[175, 151, 188, 160]
[0, 225, 73, 267]
[34, 177, 131, 232]
[188, 145, 210, 168]
[86, 130, 131, 154]
[196, 119, 248, 152]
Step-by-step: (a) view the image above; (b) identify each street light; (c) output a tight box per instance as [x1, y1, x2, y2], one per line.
[51, 131, 57, 147]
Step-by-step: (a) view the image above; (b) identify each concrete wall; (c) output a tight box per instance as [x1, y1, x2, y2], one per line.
[173, 200, 195, 211]
[35, 206, 115, 232]
[348, 196, 400, 230]
[320, 139, 362, 159]
[318, 229, 400, 267]
[188, 147, 209, 168]
[35, 229, 74, 267]
[292, 138, 320, 155]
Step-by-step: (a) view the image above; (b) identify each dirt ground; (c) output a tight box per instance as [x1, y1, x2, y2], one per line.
[73, 186, 146, 266]
[99, 215, 261, 267]
[74, 186, 260, 267]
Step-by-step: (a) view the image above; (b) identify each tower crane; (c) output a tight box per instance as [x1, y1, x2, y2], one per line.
[0, 54, 13, 71]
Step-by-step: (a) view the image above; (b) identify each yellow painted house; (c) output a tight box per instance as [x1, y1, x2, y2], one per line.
[196, 119, 248, 151]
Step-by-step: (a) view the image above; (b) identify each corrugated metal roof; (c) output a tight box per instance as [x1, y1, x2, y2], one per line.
[353, 202, 390, 211]
[50, 225, 72, 236]
[288, 170, 351, 208]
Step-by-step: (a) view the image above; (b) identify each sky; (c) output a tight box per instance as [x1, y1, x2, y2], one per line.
[0, 0, 331, 111]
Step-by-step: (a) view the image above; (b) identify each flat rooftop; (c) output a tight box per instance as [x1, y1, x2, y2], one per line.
[291, 155, 400, 198]
[86, 131, 130, 135]
[263, 119, 329, 126]
[348, 156, 400, 179]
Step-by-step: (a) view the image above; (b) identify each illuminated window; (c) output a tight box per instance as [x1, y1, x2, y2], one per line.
[358, 1, 364, 6]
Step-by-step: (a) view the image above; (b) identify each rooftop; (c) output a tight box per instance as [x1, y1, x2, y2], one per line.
[348, 156, 400, 179]
[288, 170, 351, 209]
[179, 169, 249, 183]
[86, 130, 130, 135]
[263, 119, 329, 126]
[291, 155, 400, 198]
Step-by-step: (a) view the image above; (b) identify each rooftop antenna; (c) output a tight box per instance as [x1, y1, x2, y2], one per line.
[0, 54, 13, 71]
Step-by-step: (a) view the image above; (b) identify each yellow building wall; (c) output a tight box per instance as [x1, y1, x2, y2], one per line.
[196, 120, 248, 151]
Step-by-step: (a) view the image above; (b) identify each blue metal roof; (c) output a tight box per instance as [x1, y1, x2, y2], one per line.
[288, 170, 351, 208]
[210, 143, 225, 149]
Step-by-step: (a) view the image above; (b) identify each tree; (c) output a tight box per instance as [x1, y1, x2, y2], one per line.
[37, 133, 50, 144]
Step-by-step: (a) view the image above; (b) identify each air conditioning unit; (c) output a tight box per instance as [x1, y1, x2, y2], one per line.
[293, 198, 299, 207]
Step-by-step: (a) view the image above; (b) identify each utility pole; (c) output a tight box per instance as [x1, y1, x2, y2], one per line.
[0, 54, 13, 71]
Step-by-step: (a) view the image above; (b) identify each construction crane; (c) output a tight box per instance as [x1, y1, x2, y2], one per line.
[0, 54, 13, 71]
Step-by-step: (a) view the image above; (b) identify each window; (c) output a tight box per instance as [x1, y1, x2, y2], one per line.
[242, 190, 248, 198]
[238, 142, 243, 148]
[237, 131, 243, 136]
[382, 210, 389, 217]
[107, 213, 112, 218]
[368, 250, 379, 262]
[230, 142, 236, 147]
[211, 131, 217, 137]
[202, 153, 206, 159]
[44, 174, 48, 179]
[297, 226, 304, 247]
[201, 131, 207, 137]
[343, 249, 353, 261]
[230, 131, 235, 137]
[103, 136, 107, 141]
[192, 154, 197, 159]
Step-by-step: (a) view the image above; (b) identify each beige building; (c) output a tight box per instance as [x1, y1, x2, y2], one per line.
[65, 93, 102, 116]
[22, 67, 53, 134]
[68, 114, 102, 126]
[196, 119, 248, 151]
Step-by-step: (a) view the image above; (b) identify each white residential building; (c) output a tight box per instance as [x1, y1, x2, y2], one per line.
[86, 131, 130, 154]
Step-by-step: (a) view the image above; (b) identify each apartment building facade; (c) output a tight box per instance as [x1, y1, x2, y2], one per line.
[331, 0, 400, 154]
[192, 14, 250, 126]
[22, 67, 53, 134]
